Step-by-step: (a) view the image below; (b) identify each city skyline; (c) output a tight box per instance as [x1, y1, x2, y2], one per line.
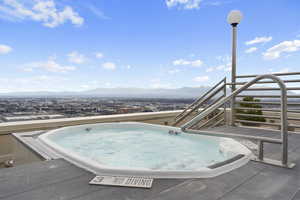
[0, 0, 299, 92]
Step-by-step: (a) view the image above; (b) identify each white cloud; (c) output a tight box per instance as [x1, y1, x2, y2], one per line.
[193, 75, 209, 82]
[102, 62, 116, 70]
[0, 44, 12, 54]
[245, 36, 272, 45]
[204, 1, 222, 6]
[150, 79, 174, 89]
[206, 55, 232, 73]
[263, 40, 300, 60]
[0, 0, 84, 28]
[224, 65, 231, 72]
[79, 80, 101, 90]
[270, 67, 290, 74]
[245, 47, 257, 54]
[216, 55, 231, 63]
[23, 57, 76, 73]
[150, 82, 173, 89]
[68, 51, 86, 64]
[206, 67, 214, 72]
[126, 65, 131, 69]
[168, 69, 180, 74]
[216, 65, 226, 71]
[87, 5, 110, 20]
[166, 0, 201, 9]
[173, 59, 203, 67]
[278, 68, 290, 73]
[205, 55, 232, 73]
[210, 63, 231, 72]
[0, 75, 71, 92]
[95, 52, 104, 59]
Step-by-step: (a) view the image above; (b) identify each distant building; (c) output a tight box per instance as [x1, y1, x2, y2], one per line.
[2, 114, 64, 122]
[119, 106, 143, 114]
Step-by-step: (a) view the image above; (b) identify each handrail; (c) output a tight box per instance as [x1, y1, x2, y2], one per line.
[181, 75, 287, 130]
[175, 77, 225, 120]
[177, 84, 225, 121]
[173, 77, 226, 126]
[181, 74, 294, 168]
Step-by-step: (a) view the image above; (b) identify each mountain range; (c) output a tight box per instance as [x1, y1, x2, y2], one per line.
[0, 86, 292, 99]
[0, 87, 214, 98]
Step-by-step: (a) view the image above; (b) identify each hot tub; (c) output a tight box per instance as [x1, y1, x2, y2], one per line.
[38, 122, 252, 178]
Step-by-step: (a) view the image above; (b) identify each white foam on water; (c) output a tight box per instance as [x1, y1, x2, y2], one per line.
[47, 125, 244, 171]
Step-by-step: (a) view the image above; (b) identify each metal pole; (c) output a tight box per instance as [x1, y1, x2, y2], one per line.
[230, 24, 237, 126]
[280, 80, 288, 166]
[223, 78, 227, 125]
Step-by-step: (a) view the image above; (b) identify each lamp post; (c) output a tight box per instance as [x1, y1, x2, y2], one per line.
[227, 10, 243, 126]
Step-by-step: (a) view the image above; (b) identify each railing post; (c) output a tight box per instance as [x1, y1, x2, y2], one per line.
[258, 140, 264, 161]
[223, 78, 227, 125]
[280, 81, 288, 166]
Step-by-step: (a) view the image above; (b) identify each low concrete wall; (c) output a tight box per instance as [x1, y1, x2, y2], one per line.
[0, 134, 41, 167]
[0, 110, 181, 135]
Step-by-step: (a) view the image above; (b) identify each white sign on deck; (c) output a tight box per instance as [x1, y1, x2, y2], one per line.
[89, 175, 153, 188]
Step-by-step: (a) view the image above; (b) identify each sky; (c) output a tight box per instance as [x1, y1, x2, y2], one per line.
[0, 0, 299, 92]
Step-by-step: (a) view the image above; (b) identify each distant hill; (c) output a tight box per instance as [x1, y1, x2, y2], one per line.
[0, 86, 214, 98]
[83, 87, 216, 98]
[0, 86, 294, 99]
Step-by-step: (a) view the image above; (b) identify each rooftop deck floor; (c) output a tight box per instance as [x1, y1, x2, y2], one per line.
[1, 126, 300, 200]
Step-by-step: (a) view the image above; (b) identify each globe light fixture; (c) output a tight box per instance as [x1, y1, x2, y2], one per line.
[227, 10, 243, 26]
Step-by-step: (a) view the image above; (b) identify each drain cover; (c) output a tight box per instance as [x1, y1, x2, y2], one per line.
[89, 175, 153, 188]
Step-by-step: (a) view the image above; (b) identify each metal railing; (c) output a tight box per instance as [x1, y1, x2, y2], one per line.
[172, 77, 226, 127]
[181, 74, 295, 168]
[229, 72, 300, 130]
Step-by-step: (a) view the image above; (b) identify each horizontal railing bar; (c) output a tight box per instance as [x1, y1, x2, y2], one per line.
[234, 107, 300, 113]
[236, 113, 280, 119]
[289, 124, 300, 128]
[236, 95, 300, 98]
[227, 79, 300, 85]
[235, 101, 300, 106]
[236, 119, 300, 129]
[235, 113, 300, 121]
[243, 87, 300, 91]
[184, 128, 282, 144]
[235, 119, 281, 126]
[236, 72, 300, 78]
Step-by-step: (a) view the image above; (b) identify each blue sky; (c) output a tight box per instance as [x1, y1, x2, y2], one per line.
[0, 0, 299, 92]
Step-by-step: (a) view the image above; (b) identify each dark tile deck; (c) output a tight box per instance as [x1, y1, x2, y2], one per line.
[1, 126, 300, 200]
